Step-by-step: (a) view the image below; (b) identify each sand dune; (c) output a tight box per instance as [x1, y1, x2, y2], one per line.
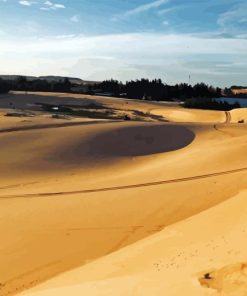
[149, 107, 226, 123]
[0, 92, 246, 296]
[20, 189, 247, 296]
[230, 108, 247, 123]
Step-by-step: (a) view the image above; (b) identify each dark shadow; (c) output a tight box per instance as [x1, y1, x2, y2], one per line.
[46, 124, 195, 168]
[87, 124, 195, 157]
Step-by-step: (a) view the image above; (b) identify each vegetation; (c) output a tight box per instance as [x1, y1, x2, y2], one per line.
[93, 79, 235, 110]
[0, 76, 221, 99]
[0, 75, 243, 110]
[94, 79, 222, 101]
[0, 78, 11, 94]
[0, 76, 72, 93]
[184, 98, 240, 110]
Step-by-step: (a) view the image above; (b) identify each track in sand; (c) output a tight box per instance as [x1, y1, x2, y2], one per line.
[1, 166, 247, 199]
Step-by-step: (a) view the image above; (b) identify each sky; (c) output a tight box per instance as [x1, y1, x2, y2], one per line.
[0, 0, 247, 87]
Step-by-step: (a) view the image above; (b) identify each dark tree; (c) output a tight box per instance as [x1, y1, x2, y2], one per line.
[0, 79, 10, 94]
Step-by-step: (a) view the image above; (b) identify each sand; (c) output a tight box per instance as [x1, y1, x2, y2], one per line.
[229, 108, 247, 123]
[0, 92, 246, 296]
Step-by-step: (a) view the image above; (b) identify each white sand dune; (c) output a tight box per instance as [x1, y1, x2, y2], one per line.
[0, 92, 246, 296]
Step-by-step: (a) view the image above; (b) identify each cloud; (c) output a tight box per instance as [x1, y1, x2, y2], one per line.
[44, 0, 52, 5]
[19, 0, 33, 6]
[126, 0, 170, 15]
[53, 3, 65, 9]
[113, 0, 170, 20]
[157, 5, 184, 15]
[16, 0, 66, 10]
[217, 2, 247, 33]
[40, 1, 65, 10]
[1, 33, 244, 58]
[0, 32, 247, 86]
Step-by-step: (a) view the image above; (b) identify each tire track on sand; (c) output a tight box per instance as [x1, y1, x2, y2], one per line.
[225, 111, 231, 123]
[1, 167, 247, 199]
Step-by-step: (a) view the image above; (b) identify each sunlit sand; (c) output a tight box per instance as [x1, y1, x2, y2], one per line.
[0, 92, 246, 296]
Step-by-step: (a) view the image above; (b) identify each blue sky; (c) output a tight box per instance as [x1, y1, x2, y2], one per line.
[0, 0, 247, 86]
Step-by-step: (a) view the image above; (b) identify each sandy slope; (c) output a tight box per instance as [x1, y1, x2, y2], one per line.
[20, 189, 247, 296]
[229, 108, 247, 123]
[0, 92, 246, 296]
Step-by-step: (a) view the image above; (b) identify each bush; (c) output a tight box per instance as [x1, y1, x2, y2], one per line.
[184, 98, 240, 111]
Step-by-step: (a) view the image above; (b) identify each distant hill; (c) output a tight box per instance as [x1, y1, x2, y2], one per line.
[0, 75, 37, 81]
[0, 75, 101, 85]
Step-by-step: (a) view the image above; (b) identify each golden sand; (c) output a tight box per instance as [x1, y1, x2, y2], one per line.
[0, 92, 246, 296]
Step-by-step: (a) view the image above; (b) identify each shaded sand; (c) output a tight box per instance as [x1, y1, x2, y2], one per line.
[0, 91, 225, 123]
[0, 92, 246, 295]
[0, 110, 107, 132]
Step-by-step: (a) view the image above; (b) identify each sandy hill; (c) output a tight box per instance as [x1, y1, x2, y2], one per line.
[0, 92, 246, 296]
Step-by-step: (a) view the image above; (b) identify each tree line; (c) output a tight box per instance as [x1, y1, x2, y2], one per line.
[0, 76, 72, 94]
[92, 79, 222, 101]
[0, 78, 11, 94]
[0, 76, 222, 99]
[0, 76, 241, 110]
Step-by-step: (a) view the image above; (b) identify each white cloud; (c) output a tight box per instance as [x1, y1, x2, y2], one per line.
[17, 0, 65, 9]
[113, 0, 170, 20]
[44, 0, 52, 6]
[1, 33, 246, 58]
[40, 1, 65, 10]
[19, 0, 33, 6]
[53, 3, 65, 9]
[218, 2, 247, 33]
[126, 0, 170, 16]
[0, 33, 247, 86]
[157, 5, 184, 15]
